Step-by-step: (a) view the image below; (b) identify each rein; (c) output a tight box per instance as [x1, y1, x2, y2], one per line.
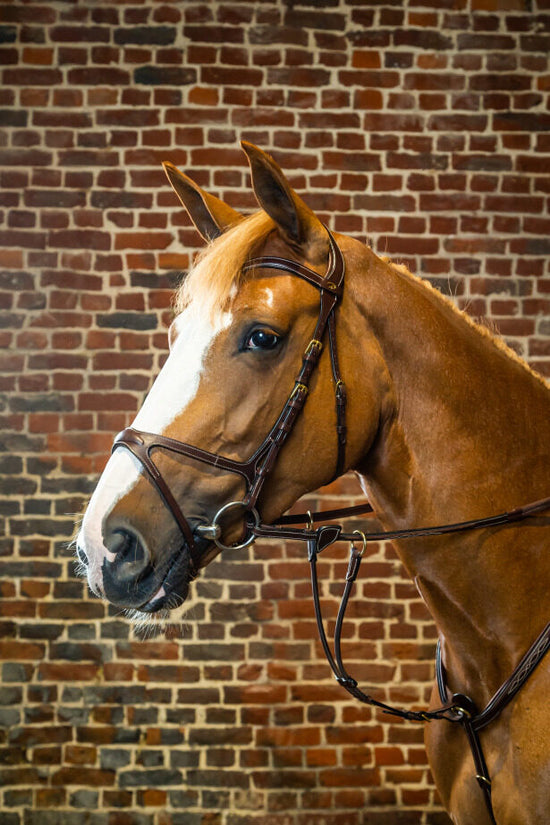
[112, 227, 550, 824]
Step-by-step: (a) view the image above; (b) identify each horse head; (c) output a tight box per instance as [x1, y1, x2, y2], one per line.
[77, 143, 390, 616]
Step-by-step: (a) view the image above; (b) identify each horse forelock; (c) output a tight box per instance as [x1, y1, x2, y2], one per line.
[174, 211, 276, 321]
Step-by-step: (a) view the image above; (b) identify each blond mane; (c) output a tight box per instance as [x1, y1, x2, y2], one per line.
[174, 211, 275, 319]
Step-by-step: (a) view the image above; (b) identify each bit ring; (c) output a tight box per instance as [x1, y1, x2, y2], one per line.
[210, 500, 260, 552]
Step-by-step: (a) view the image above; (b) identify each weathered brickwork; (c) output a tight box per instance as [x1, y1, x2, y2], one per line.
[1, 1, 549, 823]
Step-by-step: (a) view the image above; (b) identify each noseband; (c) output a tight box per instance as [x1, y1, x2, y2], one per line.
[112, 226, 348, 571]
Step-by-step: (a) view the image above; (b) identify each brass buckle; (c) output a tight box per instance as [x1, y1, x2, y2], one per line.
[305, 339, 323, 357]
[290, 383, 308, 402]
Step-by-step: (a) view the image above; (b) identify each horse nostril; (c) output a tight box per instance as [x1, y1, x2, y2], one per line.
[101, 529, 158, 609]
[105, 529, 149, 584]
[105, 529, 132, 557]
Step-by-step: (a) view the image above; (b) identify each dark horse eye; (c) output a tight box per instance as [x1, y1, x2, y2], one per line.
[244, 329, 281, 351]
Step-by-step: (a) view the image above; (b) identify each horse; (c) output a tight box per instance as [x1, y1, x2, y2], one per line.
[77, 142, 550, 825]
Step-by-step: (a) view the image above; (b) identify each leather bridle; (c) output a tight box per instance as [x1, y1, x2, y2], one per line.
[112, 226, 550, 824]
[112, 226, 348, 571]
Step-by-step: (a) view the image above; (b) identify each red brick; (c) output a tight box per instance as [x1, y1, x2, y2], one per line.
[51, 767, 115, 786]
[0, 15, 549, 823]
[4, 68, 62, 85]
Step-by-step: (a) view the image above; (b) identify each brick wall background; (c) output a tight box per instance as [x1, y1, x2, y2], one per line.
[1, 1, 549, 824]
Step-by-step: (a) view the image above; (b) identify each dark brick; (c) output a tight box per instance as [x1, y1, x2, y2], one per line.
[493, 112, 550, 132]
[203, 67, 264, 86]
[458, 33, 515, 50]
[452, 154, 512, 171]
[96, 312, 157, 331]
[0, 477, 37, 496]
[0, 109, 27, 127]
[0, 25, 17, 42]
[33, 111, 92, 129]
[114, 26, 176, 45]
[19, 624, 63, 641]
[99, 749, 132, 770]
[57, 149, 118, 167]
[0, 455, 23, 474]
[165, 813, 202, 825]
[134, 66, 197, 86]
[48, 229, 111, 250]
[186, 769, 249, 789]
[520, 34, 550, 52]
[9, 393, 74, 413]
[355, 194, 416, 212]
[49, 643, 110, 663]
[119, 769, 182, 787]
[0, 687, 22, 704]
[470, 73, 531, 92]
[184, 25, 244, 47]
[91, 191, 153, 209]
[189, 727, 252, 746]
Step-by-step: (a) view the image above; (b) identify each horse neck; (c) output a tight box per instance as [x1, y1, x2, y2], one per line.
[351, 247, 550, 697]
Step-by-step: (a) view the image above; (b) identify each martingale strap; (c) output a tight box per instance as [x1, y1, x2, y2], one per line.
[301, 519, 550, 825]
[306, 526, 468, 723]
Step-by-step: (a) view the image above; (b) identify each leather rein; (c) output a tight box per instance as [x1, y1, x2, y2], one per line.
[112, 227, 550, 824]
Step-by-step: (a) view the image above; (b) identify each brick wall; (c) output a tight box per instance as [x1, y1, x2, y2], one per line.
[1, 1, 549, 824]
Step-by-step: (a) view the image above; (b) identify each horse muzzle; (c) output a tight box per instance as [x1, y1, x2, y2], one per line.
[77, 521, 199, 614]
[77, 502, 257, 614]
[102, 528, 194, 612]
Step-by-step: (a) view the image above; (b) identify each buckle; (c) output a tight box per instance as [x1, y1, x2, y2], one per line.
[305, 339, 323, 357]
[290, 382, 308, 402]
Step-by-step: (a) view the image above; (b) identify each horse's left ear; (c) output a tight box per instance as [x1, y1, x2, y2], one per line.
[163, 161, 243, 243]
[241, 141, 328, 258]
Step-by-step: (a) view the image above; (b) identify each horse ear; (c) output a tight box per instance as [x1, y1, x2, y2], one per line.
[162, 161, 243, 243]
[241, 141, 327, 254]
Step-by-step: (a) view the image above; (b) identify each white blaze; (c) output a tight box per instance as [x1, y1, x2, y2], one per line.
[134, 307, 231, 432]
[77, 305, 232, 584]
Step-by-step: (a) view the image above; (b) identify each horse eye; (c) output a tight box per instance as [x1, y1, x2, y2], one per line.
[244, 329, 281, 352]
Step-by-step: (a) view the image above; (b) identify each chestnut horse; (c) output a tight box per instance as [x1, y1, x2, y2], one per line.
[78, 143, 550, 824]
